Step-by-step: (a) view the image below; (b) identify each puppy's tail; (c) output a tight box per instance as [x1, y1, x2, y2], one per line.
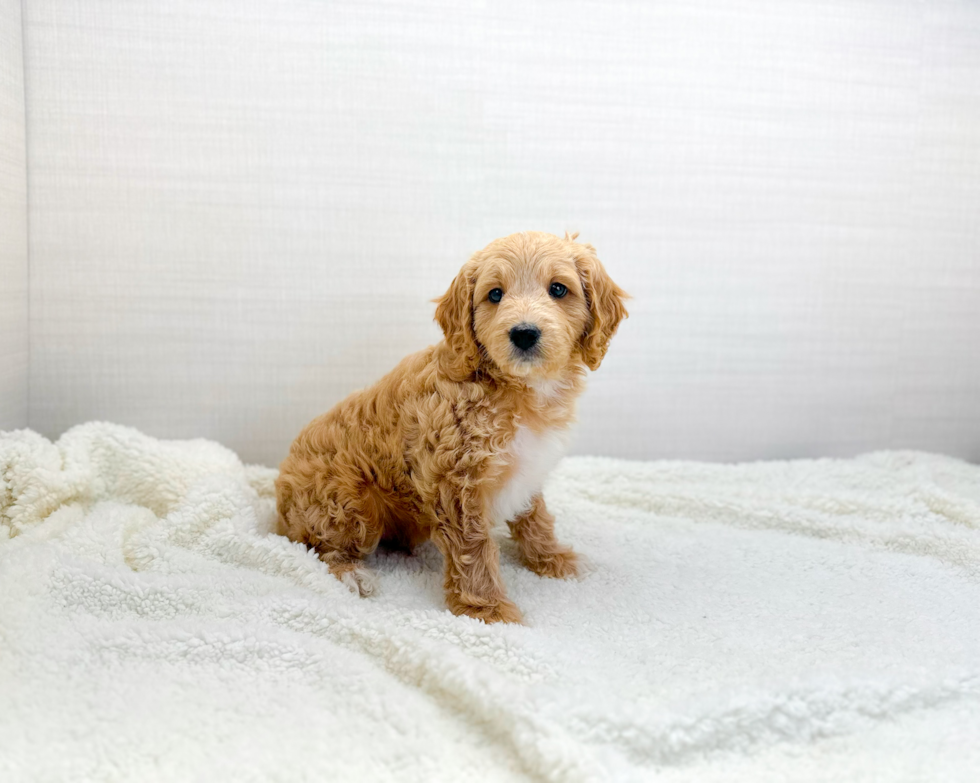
[273, 473, 294, 536]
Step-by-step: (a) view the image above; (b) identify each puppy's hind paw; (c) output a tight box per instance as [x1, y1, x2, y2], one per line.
[327, 561, 377, 598]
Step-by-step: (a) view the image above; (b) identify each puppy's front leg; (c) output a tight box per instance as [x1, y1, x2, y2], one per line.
[508, 495, 579, 579]
[433, 492, 522, 624]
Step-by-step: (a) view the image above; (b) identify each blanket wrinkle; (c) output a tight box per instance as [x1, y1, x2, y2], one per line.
[559, 457, 980, 577]
[2, 422, 980, 782]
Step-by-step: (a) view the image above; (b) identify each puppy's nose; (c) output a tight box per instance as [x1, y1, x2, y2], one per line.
[509, 324, 541, 351]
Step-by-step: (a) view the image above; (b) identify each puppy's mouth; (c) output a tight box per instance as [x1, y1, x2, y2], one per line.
[511, 344, 541, 361]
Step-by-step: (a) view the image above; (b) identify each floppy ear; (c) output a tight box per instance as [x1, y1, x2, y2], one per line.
[434, 261, 481, 379]
[574, 243, 629, 371]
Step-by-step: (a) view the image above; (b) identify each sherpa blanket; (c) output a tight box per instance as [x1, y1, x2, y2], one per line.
[2, 423, 979, 782]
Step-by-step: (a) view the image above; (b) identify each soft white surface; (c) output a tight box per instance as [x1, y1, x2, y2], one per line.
[0, 0, 28, 430]
[19, 0, 980, 465]
[2, 422, 979, 781]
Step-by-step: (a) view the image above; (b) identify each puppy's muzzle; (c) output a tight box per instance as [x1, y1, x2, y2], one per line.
[509, 324, 541, 353]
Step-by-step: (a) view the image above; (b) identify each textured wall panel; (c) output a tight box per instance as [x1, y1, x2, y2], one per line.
[23, 0, 980, 465]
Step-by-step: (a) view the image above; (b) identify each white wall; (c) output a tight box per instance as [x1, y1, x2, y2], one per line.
[0, 0, 28, 430]
[21, 0, 980, 466]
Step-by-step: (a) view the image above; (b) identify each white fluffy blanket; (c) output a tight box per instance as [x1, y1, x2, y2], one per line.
[2, 423, 979, 781]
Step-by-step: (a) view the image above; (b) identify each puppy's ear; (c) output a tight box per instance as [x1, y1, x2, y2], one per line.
[574, 243, 629, 371]
[434, 261, 481, 379]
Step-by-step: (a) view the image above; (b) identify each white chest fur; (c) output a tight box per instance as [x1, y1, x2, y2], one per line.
[490, 425, 571, 525]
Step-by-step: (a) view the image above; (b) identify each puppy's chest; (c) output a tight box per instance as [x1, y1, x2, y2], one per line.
[489, 424, 571, 525]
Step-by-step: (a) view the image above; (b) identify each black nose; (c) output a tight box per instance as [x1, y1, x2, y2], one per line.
[509, 324, 541, 351]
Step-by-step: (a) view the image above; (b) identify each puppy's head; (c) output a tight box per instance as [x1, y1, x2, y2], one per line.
[435, 232, 628, 381]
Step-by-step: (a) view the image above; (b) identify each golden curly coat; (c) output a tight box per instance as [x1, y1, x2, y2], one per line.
[275, 231, 628, 623]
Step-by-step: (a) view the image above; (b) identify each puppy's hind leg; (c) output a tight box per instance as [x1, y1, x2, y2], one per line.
[296, 497, 383, 598]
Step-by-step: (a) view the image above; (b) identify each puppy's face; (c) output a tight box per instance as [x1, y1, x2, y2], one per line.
[436, 232, 628, 381]
[471, 241, 590, 380]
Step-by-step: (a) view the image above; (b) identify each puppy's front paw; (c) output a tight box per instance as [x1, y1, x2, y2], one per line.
[482, 599, 524, 625]
[526, 546, 579, 579]
[452, 598, 524, 625]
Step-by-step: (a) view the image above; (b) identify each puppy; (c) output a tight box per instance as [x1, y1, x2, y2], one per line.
[275, 231, 627, 623]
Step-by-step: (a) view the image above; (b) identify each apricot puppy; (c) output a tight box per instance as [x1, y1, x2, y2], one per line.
[275, 231, 627, 623]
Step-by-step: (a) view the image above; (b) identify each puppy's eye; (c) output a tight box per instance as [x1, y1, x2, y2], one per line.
[549, 282, 568, 299]
[488, 288, 503, 304]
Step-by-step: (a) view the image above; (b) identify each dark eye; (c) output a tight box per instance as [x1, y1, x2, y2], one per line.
[488, 288, 503, 304]
[549, 282, 568, 299]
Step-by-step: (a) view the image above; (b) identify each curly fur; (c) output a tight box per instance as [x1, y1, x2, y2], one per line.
[276, 231, 628, 623]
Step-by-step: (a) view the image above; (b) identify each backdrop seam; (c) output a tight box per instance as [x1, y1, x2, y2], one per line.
[19, 0, 32, 431]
